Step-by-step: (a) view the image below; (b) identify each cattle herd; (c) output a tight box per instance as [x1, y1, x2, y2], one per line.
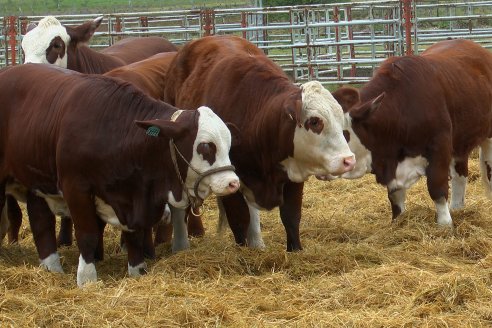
[0, 15, 491, 287]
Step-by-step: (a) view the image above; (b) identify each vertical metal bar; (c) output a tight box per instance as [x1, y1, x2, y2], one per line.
[403, 0, 413, 55]
[347, 5, 356, 78]
[140, 16, 149, 33]
[115, 16, 122, 43]
[8, 16, 17, 65]
[241, 12, 247, 39]
[333, 6, 341, 82]
[305, 8, 313, 80]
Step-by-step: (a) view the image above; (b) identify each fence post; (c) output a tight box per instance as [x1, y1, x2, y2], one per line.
[403, 0, 413, 55]
[201, 9, 215, 36]
[333, 6, 341, 81]
[7, 16, 18, 66]
[140, 16, 149, 33]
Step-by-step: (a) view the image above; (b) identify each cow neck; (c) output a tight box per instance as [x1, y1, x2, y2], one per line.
[69, 45, 123, 74]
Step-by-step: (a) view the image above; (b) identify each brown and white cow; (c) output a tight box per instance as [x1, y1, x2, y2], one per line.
[21, 16, 177, 73]
[0, 63, 239, 286]
[163, 35, 355, 251]
[333, 39, 492, 226]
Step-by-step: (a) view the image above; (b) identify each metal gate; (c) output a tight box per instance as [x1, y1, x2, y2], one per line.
[2, 0, 492, 85]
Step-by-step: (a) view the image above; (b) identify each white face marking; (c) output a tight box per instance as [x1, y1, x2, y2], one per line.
[22, 16, 70, 67]
[94, 197, 133, 231]
[281, 81, 355, 182]
[449, 159, 467, 210]
[387, 155, 428, 191]
[40, 252, 64, 273]
[341, 114, 373, 179]
[128, 262, 147, 277]
[77, 254, 97, 287]
[185, 106, 240, 199]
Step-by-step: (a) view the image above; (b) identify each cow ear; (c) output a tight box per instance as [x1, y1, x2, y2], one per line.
[26, 22, 37, 33]
[226, 122, 241, 147]
[135, 119, 188, 139]
[351, 92, 385, 120]
[285, 98, 303, 126]
[332, 87, 360, 113]
[66, 16, 103, 44]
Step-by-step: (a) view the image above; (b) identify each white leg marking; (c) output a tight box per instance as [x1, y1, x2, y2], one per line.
[77, 255, 97, 287]
[216, 197, 229, 234]
[246, 202, 265, 249]
[40, 252, 64, 273]
[128, 262, 147, 277]
[435, 197, 453, 227]
[449, 161, 466, 210]
[170, 205, 190, 253]
[479, 138, 492, 198]
[388, 188, 407, 215]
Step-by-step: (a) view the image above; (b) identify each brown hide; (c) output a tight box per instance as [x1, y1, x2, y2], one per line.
[334, 39, 492, 215]
[62, 18, 177, 74]
[0, 63, 197, 265]
[163, 35, 304, 251]
[105, 52, 177, 99]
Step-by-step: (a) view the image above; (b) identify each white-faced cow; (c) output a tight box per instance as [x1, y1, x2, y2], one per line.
[21, 16, 177, 73]
[333, 39, 492, 226]
[163, 35, 355, 251]
[0, 63, 239, 286]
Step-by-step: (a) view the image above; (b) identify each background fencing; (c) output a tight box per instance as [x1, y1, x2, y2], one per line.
[1, 0, 492, 85]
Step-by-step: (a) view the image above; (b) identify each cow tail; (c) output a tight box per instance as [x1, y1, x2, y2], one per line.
[479, 145, 492, 199]
[216, 197, 229, 233]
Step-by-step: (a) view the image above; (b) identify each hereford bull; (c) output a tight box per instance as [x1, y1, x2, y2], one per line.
[163, 35, 355, 251]
[333, 39, 492, 226]
[21, 16, 177, 73]
[0, 63, 239, 286]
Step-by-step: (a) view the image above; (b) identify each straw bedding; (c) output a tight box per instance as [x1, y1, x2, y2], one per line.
[1, 156, 491, 327]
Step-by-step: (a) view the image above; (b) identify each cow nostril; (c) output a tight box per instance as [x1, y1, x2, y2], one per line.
[343, 157, 356, 170]
[229, 181, 240, 190]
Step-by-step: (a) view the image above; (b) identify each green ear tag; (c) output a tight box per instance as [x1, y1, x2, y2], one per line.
[146, 126, 160, 137]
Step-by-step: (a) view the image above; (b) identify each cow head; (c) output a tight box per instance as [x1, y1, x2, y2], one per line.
[136, 106, 240, 208]
[280, 81, 356, 182]
[332, 86, 385, 179]
[22, 16, 103, 67]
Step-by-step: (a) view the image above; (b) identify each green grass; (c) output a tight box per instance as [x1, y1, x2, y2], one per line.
[0, 0, 251, 16]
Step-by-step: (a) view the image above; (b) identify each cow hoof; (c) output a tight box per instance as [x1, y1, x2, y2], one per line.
[247, 236, 265, 249]
[128, 262, 147, 277]
[77, 255, 97, 287]
[172, 238, 190, 253]
[40, 253, 64, 273]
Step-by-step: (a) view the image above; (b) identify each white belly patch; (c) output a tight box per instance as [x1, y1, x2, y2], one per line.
[95, 197, 134, 232]
[35, 191, 70, 217]
[387, 155, 428, 191]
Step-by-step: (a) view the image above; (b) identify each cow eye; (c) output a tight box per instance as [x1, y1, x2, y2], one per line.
[53, 43, 61, 49]
[309, 117, 320, 126]
[198, 142, 210, 154]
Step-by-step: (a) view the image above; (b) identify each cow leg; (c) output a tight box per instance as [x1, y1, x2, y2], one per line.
[426, 152, 453, 227]
[170, 205, 190, 253]
[123, 230, 147, 278]
[94, 218, 105, 262]
[449, 159, 468, 210]
[388, 188, 407, 221]
[154, 204, 172, 245]
[62, 187, 100, 287]
[187, 206, 205, 238]
[479, 138, 492, 198]
[245, 202, 265, 249]
[143, 228, 155, 259]
[6, 195, 22, 244]
[279, 181, 304, 252]
[0, 202, 8, 244]
[26, 191, 63, 273]
[220, 192, 250, 246]
[57, 216, 73, 247]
